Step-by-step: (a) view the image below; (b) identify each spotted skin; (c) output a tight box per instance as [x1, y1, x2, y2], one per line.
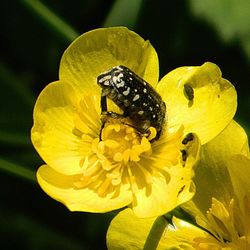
[97, 65, 166, 139]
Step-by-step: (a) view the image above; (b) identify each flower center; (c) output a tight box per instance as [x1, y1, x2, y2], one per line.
[73, 116, 159, 196]
[194, 196, 250, 249]
[95, 121, 156, 166]
[72, 95, 196, 200]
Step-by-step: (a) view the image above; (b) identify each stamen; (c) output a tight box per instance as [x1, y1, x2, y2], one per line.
[194, 197, 250, 248]
[73, 99, 188, 201]
[80, 121, 156, 195]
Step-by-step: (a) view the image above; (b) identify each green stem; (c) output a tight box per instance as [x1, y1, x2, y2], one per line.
[0, 157, 36, 183]
[143, 216, 167, 250]
[171, 206, 197, 225]
[21, 0, 79, 42]
[0, 131, 31, 147]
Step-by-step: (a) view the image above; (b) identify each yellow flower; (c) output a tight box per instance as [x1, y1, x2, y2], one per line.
[107, 121, 250, 249]
[31, 27, 237, 217]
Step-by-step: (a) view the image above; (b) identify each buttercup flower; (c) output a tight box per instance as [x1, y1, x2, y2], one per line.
[31, 27, 237, 217]
[107, 121, 250, 249]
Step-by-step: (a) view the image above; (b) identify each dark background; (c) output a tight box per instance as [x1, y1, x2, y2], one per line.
[0, 1, 249, 249]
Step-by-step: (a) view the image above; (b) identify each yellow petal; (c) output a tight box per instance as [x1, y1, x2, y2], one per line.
[107, 208, 166, 250]
[184, 120, 249, 216]
[31, 81, 98, 175]
[107, 209, 211, 250]
[227, 154, 250, 203]
[157, 62, 237, 144]
[131, 134, 200, 218]
[130, 170, 194, 218]
[37, 165, 132, 212]
[59, 27, 159, 93]
[161, 217, 216, 249]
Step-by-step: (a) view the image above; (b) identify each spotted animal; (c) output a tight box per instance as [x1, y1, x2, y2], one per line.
[97, 65, 166, 140]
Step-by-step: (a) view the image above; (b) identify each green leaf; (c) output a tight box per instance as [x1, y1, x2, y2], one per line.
[0, 157, 36, 183]
[21, 0, 79, 43]
[103, 0, 144, 29]
[189, 0, 250, 61]
[143, 216, 167, 250]
[0, 211, 83, 250]
[0, 62, 34, 108]
[0, 63, 33, 146]
[0, 131, 31, 147]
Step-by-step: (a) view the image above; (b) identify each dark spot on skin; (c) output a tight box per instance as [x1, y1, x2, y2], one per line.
[182, 133, 194, 145]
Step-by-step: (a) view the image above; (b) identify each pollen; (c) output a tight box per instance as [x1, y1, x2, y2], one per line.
[99, 122, 154, 165]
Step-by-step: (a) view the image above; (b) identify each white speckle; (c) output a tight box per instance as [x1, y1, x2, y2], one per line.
[149, 107, 153, 111]
[116, 81, 125, 88]
[117, 73, 124, 82]
[143, 88, 147, 93]
[104, 80, 110, 86]
[152, 114, 156, 118]
[134, 89, 138, 92]
[123, 87, 130, 96]
[116, 66, 123, 71]
[98, 75, 111, 83]
[143, 103, 147, 106]
[129, 77, 133, 81]
[138, 111, 144, 115]
[156, 104, 159, 107]
[113, 76, 118, 83]
[133, 94, 140, 101]
[143, 81, 147, 86]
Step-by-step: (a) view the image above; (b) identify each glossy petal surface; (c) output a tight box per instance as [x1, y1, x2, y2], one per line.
[157, 62, 237, 144]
